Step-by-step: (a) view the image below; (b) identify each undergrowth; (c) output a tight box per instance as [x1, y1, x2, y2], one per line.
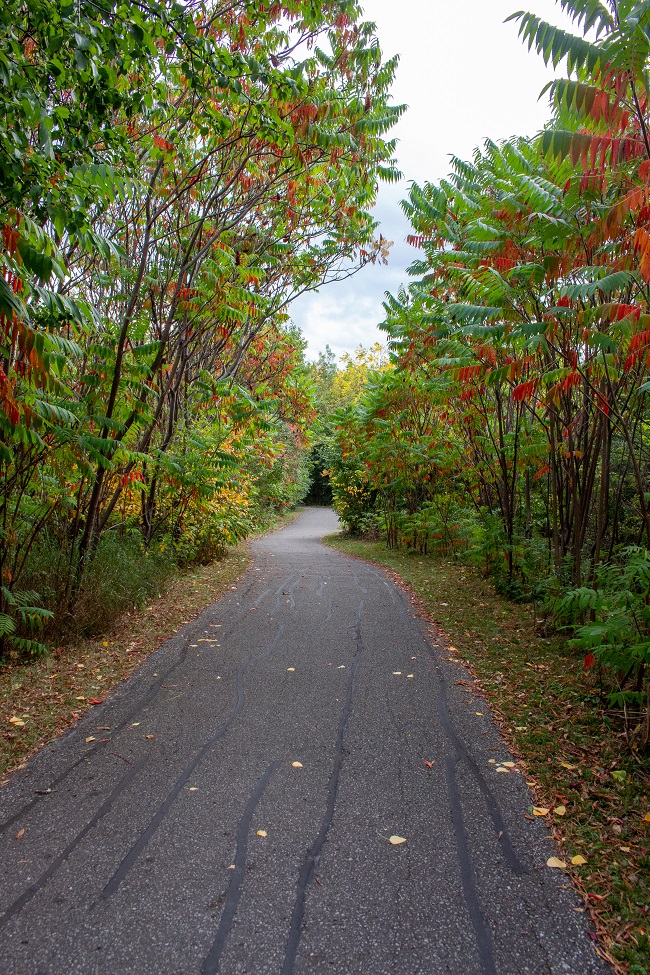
[323, 533, 650, 975]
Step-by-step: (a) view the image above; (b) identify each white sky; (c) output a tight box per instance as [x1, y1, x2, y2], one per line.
[291, 0, 576, 361]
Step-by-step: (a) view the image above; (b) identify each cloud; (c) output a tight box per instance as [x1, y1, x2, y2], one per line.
[290, 0, 577, 359]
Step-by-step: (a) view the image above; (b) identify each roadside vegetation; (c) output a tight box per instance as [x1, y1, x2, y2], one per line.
[0, 0, 401, 658]
[325, 532, 649, 975]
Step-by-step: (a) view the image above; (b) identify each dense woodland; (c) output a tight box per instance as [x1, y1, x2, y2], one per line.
[327, 1, 650, 750]
[0, 0, 400, 645]
[3, 0, 650, 752]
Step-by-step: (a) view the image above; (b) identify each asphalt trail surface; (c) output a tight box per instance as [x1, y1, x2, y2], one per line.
[0, 508, 610, 975]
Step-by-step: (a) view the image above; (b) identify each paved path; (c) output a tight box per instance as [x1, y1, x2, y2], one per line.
[0, 508, 610, 975]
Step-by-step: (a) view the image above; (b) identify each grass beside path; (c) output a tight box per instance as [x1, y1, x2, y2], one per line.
[323, 533, 650, 975]
[0, 545, 251, 783]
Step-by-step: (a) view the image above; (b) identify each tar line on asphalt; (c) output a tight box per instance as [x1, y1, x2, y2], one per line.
[0, 508, 612, 975]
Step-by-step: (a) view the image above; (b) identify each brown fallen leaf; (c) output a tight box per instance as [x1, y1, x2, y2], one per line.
[388, 835, 407, 845]
[547, 857, 567, 869]
[15, 828, 24, 841]
[146, 735, 155, 740]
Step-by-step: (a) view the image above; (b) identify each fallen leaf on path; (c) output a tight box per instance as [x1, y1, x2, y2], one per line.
[85, 736, 95, 743]
[547, 857, 567, 869]
[488, 759, 497, 764]
[146, 735, 155, 740]
[496, 767, 509, 773]
[572, 855, 587, 865]
[406, 674, 414, 678]
[15, 828, 24, 841]
[501, 761, 516, 768]
[287, 667, 295, 672]
[256, 830, 267, 837]
[388, 835, 407, 845]
[337, 665, 346, 669]
[554, 805, 567, 816]
[392, 671, 402, 676]
[476, 712, 484, 716]
[291, 762, 303, 768]
[533, 807, 550, 816]
[423, 761, 435, 768]
[131, 722, 140, 727]
[188, 787, 198, 792]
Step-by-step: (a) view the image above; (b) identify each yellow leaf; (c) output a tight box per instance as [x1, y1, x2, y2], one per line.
[502, 761, 516, 768]
[9, 717, 25, 727]
[15, 828, 24, 841]
[571, 855, 587, 865]
[496, 767, 509, 772]
[643, 813, 650, 823]
[392, 671, 402, 675]
[547, 857, 567, 869]
[620, 846, 631, 852]
[188, 787, 198, 792]
[533, 807, 550, 817]
[256, 830, 267, 837]
[337, 665, 346, 669]
[131, 722, 140, 727]
[388, 835, 407, 845]
[406, 674, 414, 678]
[476, 712, 484, 716]
[287, 667, 295, 672]
[146, 735, 155, 740]
[291, 762, 303, 768]
[488, 759, 497, 764]
[85, 736, 95, 743]
[75, 696, 85, 701]
[554, 805, 567, 816]
[102, 641, 108, 646]
[559, 761, 576, 770]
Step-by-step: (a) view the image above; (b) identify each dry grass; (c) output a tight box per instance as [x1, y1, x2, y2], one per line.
[324, 533, 650, 975]
[1, 545, 251, 781]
